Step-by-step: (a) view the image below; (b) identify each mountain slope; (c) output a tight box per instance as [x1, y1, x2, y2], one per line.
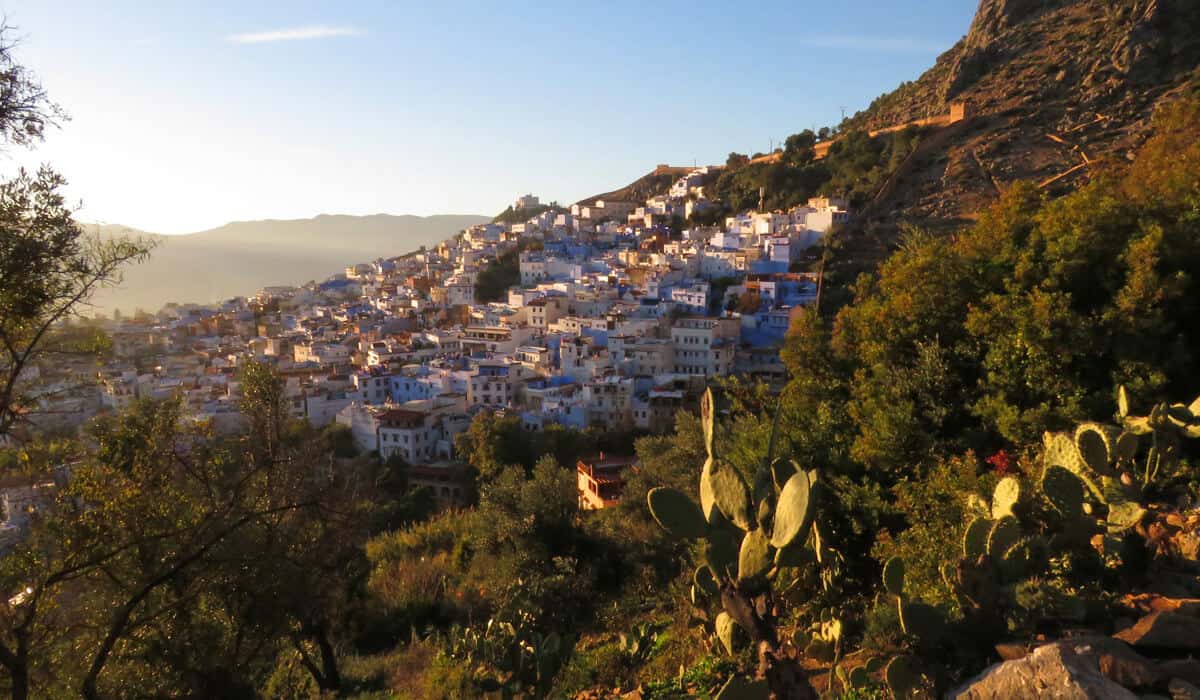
[575, 165, 717, 206]
[845, 0, 1200, 233]
[85, 214, 489, 313]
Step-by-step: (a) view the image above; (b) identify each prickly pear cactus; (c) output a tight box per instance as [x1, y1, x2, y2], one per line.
[645, 387, 819, 700]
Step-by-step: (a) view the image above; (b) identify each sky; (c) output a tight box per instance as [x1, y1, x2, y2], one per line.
[2, 1, 976, 234]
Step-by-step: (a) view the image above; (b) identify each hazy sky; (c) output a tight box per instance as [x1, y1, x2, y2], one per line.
[3, 1, 975, 233]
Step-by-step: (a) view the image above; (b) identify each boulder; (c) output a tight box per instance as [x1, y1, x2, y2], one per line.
[1169, 678, 1200, 700]
[1073, 637, 1164, 689]
[995, 642, 1032, 661]
[1122, 595, 1200, 617]
[950, 642, 1138, 699]
[1159, 659, 1200, 687]
[1115, 613, 1200, 651]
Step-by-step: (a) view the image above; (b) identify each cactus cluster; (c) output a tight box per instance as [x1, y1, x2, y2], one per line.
[797, 610, 842, 663]
[646, 388, 818, 699]
[1041, 423, 1145, 531]
[1038, 387, 1200, 543]
[619, 623, 659, 666]
[961, 477, 1046, 585]
[647, 388, 818, 596]
[1117, 386, 1200, 484]
[877, 559, 947, 697]
[446, 611, 564, 699]
[878, 477, 1057, 696]
[834, 655, 884, 695]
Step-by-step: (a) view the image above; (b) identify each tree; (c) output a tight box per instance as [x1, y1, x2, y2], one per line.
[783, 130, 816, 165]
[0, 26, 62, 148]
[736, 290, 763, 314]
[474, 249, 520, 303]
[0, 398, 320, 698]
[0, 28, 152, 441]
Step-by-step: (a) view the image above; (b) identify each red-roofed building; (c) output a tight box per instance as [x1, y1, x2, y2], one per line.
[576, 453, 638, 510]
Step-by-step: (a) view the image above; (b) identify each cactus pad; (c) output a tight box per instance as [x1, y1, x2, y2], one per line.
[886, 655, 919, 698]
[962, 517, 991, 559]
[770, 470, 815, 549]
[737, 528, 773, 583]
[882, 556, 905, 597]
[987, 516, 1021, 557]
[647, 487, 708, 539]
[1042, 465, 1086, 519]
[694, 565, 719, 597]
[991, 476, 1020, 519]
[701, 388, 715, 457]
[706, 459, 754, 531]
[715, 612, 737, 656]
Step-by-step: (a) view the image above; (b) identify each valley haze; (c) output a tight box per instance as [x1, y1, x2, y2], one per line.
[85, 213, 490, 314]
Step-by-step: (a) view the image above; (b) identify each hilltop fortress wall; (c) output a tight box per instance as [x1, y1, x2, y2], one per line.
[745, 101, 974, 164]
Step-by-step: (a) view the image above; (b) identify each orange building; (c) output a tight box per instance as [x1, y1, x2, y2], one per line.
[576, 453, 638, 510]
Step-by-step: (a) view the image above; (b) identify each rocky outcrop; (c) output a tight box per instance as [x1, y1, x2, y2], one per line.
[950, 641, 1139, 700]
[963, 0, 1048, 51]
[837, 0, 1200, 246]
[944, 0, 1052, 99]
[1114, 612, 1200, 651]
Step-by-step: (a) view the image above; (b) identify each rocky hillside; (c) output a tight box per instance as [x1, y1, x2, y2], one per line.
[575, 165, 714, 206]
[846, 0, 1200, 234]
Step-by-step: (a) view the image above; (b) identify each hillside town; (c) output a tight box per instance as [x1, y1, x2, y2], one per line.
[12, 169, 849, 514]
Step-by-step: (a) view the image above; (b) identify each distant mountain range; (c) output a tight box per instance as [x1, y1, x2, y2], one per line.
[84, 214, 490, 314]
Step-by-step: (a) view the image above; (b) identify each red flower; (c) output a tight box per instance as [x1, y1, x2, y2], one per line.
[986, 450, 1014, 475]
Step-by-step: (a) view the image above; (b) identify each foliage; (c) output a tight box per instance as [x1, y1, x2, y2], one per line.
[493, 202, 560, 225]
[0, 28, 152, 443]
[0, 361, 417, 698]
[474, 249, 521, 302]
[453, 411, 599, 487]
[705, 128, 921, 214]
[0, 168, 153, 440]
[809, 98, 1200, 482]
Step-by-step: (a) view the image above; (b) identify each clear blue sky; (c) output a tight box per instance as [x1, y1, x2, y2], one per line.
[3, 0, 976, 233]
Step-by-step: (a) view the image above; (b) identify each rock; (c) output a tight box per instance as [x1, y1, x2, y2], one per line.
[1115, 613, 1200, 651]
[1071, 638, 1164, 689]
[1122, 595, 1200, 617]
[995, 642, 1032, 661]
[964, 0, 1043, 51]
[1112, 0, 1167, 84]
[1169, 678, 1200, 700]
[950, 642, 1139, 699]
[1160, 660, 1200, 687]
[1177, 531, 1200, 562]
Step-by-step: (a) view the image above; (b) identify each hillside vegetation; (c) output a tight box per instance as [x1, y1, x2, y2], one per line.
[310, 95, 1200, 699]
[5, 3, 1200, 699]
